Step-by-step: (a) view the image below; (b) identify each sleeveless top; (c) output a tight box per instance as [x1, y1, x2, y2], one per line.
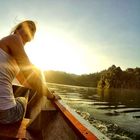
[0, 48, 19, 110]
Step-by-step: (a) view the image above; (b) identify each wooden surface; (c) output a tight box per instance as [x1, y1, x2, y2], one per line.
[53, 100, 109, 140]
[0, 118, 30, 139]
[11, 85, 109, 140]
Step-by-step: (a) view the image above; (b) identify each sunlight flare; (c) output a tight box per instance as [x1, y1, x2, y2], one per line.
[25, 29, 87, 74]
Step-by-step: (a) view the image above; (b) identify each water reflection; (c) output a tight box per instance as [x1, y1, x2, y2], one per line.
[97, 88, 140, 108]
[48, 83, 140, 109]
[47, 83, 140, 135]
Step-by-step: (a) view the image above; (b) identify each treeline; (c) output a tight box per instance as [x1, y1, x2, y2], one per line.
[44, 70, 101, 87]
[44, 65, 140, 89]
[98, 65, 140, 89]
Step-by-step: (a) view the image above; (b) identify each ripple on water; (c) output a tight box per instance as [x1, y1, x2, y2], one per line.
[76, 110, 138, 140]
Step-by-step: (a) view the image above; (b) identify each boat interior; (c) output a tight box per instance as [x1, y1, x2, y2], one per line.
[0, 85, 109, 140]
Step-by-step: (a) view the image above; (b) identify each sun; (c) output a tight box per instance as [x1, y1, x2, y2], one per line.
[25, 29, 86, 74]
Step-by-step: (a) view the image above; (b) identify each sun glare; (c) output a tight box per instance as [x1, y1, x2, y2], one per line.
[25, 29, 86, 74]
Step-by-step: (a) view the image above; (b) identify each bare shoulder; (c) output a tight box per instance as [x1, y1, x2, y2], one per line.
[3, 34, 23, 48]
[6, 35, 23, 53]
[0, 34, 22, 55]
[2, 34, 25, 58]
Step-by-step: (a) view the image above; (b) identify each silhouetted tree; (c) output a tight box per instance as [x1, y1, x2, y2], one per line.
[44, 65, 140, 89]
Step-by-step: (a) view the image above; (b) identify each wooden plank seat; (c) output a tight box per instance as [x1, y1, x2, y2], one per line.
[0, 118, 30, 140]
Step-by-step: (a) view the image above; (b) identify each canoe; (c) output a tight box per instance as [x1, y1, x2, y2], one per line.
[1, 85, 109, 140]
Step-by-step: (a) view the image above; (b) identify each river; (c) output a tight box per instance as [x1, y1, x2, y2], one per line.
[47, 83, 140, 139]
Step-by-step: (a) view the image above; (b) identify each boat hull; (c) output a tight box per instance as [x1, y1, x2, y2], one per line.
[12, 85, 109, 140]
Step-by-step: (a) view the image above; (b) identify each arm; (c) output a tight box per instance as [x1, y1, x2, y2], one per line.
[16, 71, 31, 88]
[7, 34, 54, 99]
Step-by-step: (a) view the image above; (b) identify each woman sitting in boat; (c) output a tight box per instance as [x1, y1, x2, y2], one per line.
[0, 20, 56, 124]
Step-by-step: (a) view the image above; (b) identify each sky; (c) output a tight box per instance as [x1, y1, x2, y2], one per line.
[0, 0, 140, 75]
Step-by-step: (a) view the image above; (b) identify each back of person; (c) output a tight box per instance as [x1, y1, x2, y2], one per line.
[0, 47, 19, 110]
[0, 20, 56, 124]
[0, 37, 27, 124]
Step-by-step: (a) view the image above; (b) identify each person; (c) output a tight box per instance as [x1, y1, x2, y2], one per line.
[0, 20, 56, 124]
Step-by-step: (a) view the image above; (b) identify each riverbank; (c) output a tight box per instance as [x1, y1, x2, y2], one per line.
[75, 110, 139, 140]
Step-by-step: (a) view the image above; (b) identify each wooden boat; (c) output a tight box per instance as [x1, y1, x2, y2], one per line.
[0, 85, 109, 140]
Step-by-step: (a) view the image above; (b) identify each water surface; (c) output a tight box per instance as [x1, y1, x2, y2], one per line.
[47, 83, 140, 135]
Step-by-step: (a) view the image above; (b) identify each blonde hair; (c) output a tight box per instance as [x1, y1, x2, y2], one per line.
[11, 20, 36, 34]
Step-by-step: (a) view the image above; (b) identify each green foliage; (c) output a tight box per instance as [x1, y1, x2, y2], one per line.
[44, 70, 101, 87]
[98, 65, 140, 89]
[44, 70, 80, 86]
[44, 65, 140, 89]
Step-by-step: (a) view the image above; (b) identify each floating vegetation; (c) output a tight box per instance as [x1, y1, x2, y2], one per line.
[75, 110, 139, 140]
